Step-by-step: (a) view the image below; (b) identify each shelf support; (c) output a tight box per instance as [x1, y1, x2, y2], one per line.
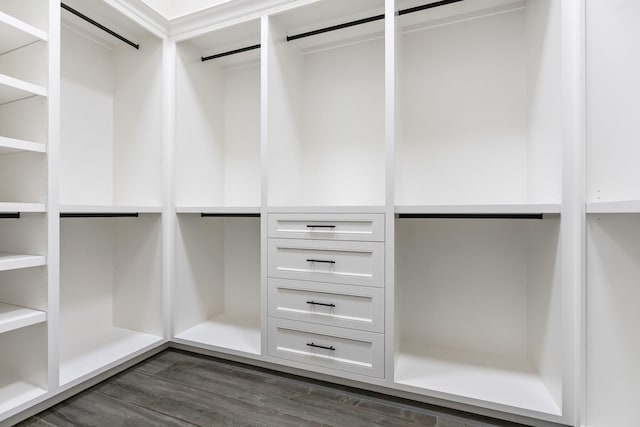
[61, 3, 140, 50]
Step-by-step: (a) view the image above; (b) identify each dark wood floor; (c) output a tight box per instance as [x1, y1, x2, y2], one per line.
[18, 349, 530, 427]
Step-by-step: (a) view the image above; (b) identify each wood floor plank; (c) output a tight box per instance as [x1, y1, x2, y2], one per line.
[22, 391, 196, 427]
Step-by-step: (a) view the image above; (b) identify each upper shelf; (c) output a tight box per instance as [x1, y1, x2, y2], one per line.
[0, 136, 46, 156]
[0, 202, 45, 213]
[0, 253, 45, 272]
[60, 205, 162, 214]
[0, 303, 46, 335]
[396, 204, 561, 215]
[0, 11, 48, 56]
[177, 206, 260, 215]
[0, 73, 47, 105]
[587, 200, 640, 214]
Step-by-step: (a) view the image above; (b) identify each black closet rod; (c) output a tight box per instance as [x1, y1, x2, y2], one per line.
[202, 0, 464, 61]
[398, 213, 544, 220]
[60, 213, 139, 218]
[286, 0, 465, 42]
[200, 213, 261, 218]
[0, 213, 20, 219]
[202, 44, 261, 62]
[61, 3, 140, 50]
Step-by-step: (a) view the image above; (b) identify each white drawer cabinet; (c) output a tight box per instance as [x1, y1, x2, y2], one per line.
[268, 318, 384, 378]
[268, 278, 384, 333]
[268, 213, 384, 241]
[268, 239, 384, 287]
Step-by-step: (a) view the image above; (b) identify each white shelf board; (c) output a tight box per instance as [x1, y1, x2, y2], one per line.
[0, 378, 46, 416]
[174, 313, 261, 356]
[587, 200, 640, 214]
[0, 73, 47, 105]
[0, 253, 45, 272]
[60, 205, 162, 214]
[59, 327, 163, 387]
[268, 206, 387, 214]
[0, 202, 45, 213]
[395, 204, 561, 215]
[0, 136, 46, 156]
[0, 303, 46, 334]
[395, 345, 561, 416]
[176, 206, 261, 214]
[0, 11, 48, 55]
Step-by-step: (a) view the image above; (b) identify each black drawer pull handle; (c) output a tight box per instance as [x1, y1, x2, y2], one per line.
[307, 342, 336, 351]
[306, 225, 336, 228]
[306, 301, 336, 308]
[306, 259, 335, 264]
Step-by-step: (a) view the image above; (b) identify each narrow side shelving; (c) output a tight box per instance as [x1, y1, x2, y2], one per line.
[0, 10, 48, 55]
[0, 136, 45, 156]
[0, 74, 47, 104]
[0, 302, 46, 334]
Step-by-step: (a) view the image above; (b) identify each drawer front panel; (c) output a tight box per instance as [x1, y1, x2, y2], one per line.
[268, 239, 384, 287]
[268, 318, 384, 378]
[268, 214, 385, 241]
[268, 279, 384, 333]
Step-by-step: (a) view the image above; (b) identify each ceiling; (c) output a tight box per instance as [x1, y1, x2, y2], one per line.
[138, 0, 235, 19]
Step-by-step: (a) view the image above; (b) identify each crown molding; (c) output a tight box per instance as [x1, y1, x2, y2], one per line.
[108, 0, 170, 37]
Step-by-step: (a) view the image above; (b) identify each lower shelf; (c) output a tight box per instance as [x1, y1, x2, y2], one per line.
[0, 378, 46, 415]
[0, 253, 45, 272]
[174, 313, 261, 356]
[394, 345, 561, 416]
[59, 327, 163, 387]
[0, 303, 46, 334]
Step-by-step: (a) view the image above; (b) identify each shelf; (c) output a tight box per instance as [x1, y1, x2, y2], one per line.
[0, 136, 46, 156]
[0, 11, 48, 56]
[60, 205, 162, 214]
[0, 253, 45, 272]
[174, 313, 261, 356]
[395, 345, 561, 416]
[268, 206, 387, 214]
[0, 73, 46, 105]
[59, 327, 163, 387]
[0, 303, 46, 335]
[0, 202, 45, 213]
[176, 206, 260, 215]
[0, 377, 46, 416]
[587, 200, 640, 214]
[396, 204, 560, 216]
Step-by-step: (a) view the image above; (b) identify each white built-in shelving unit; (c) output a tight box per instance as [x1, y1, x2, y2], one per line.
[58, 0, 164, 389]
[391, 0, 565, 420]
[0, 0, 51, 419]
[173, 19, 263, 357]
[585, 1, 640, 427]
[267, 0, 386, 207]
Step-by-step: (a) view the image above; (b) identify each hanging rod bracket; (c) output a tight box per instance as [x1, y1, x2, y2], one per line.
[61, 3, 140, 50]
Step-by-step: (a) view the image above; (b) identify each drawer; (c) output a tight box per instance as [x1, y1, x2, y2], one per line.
[268, 214, 384, 241]
[268, 279, 384, 333]
[268, 318, 384, 378]
[268, 239, 384, 287]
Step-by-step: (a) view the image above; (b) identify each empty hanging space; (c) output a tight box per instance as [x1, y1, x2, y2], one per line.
[174, 215, 261, 357]
[394, 216, 562, 416]
[395, 0, 561, 207]
[267, 0, 386, 207]
[586, 214, 640, 427]
[586, 0, 640, 212]
[60, 0, 162, 208]
[176, 20, 261, 211]
[59, 214, 163, 387]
